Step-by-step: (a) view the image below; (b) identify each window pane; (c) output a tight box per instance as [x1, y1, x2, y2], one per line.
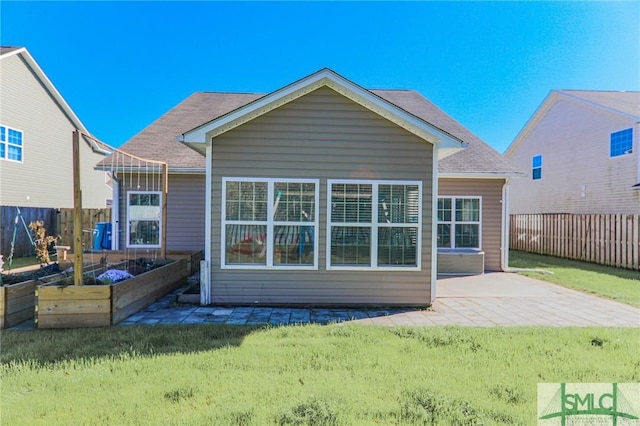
[532, 167, 542, 180]
[378, 227, 417, 266]
[129, 193, 161, 219]
[331, 183, 372, 223]
[0, 126, 5, 142]
[330, 226, 371, 266]
[274, 182, 315, 222]
[378, 185, 419, 224]
[237, 181, 267, 221]
[0, 142, 6, 159]
[455, 199, 479, 222]
[437, 198, 451, 222]
[225, 225, 267, 265]
[437, 224, 451, 248]
[455, 224, 479, 248]
[7, 145, 21, 161]
[273, 225, 314, 266]
[129, 220, 159, 245]
[8, 129, 22, 146]
[532, 155, 542, 168]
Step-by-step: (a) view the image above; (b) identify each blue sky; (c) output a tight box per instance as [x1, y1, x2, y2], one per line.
[2, 1, 638, 153]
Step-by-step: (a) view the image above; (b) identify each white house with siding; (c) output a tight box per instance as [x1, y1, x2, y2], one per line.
[100, 69, 522, 306]
[505, 90, 640, 214]
[0, 46, 111, 209]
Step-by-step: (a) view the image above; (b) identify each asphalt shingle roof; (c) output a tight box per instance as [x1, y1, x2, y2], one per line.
[104, 87, 518, 174]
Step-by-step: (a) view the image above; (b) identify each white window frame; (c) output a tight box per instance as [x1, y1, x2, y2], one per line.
[221, 177, 320, 270]
[326, 179, 422, 271]
[610, 128, 633, 158]
[437, 196, 482, 250]
[0, 125, 24, 163]
[126, 191, 162, 249]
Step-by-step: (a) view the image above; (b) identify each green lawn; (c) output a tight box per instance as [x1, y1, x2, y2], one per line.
[2, 325, 639, 425]
[1, 255, 39, 271]
[510, 250, 640, 308]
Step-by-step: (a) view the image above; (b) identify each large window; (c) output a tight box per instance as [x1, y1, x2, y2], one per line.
[127, 191, 161, 248]
[532, 155, 542, 180]
[328, 180, 421, 270]
[437, 197, 481, 249]
[610, 128, 633, 157]
[222, 178, 319, 269]
[0, 125, 23, 162]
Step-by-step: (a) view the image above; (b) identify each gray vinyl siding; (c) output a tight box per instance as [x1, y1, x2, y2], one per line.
[438, 178, 506, 271]
[208, 87, 434, 306]
[117, 173, 205, 251]
[0, 53, 111, 208]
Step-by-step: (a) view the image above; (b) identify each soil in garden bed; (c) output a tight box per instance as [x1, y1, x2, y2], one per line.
[49, 258, 173, 286]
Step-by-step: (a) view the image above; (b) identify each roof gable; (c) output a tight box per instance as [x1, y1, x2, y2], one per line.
[1, 46, 107, 154]
[180, 68, 464, 157]
[505, 90, 640, 158]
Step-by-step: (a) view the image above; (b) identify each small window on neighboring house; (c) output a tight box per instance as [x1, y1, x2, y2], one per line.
[0, 125, 23, 162]
[610, 128, 633, 157]
[532, 155, 542, 180]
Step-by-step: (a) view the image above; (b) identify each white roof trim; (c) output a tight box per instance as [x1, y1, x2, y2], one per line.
[558, 90, 640, 121]
[180, 68, 464, 153]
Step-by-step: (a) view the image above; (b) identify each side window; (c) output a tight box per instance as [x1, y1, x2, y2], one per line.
[532, 155, 542, 180]
[610, 128, 633, 157]
[0, 125, 24, 162]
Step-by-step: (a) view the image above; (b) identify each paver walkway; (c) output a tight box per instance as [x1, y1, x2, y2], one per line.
[116, 273, 639, 327]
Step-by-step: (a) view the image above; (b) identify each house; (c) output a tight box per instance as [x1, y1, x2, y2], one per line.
[504, 90, 640, 214]
[102, 69, 521, 306]
[0, 46, 112, 209]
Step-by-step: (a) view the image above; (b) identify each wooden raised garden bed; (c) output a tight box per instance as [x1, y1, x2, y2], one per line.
[0, 264, 99, 329]
[36, 257, 190, 329]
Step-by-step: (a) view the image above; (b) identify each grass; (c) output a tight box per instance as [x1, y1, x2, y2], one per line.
[2, 324, 639, 425]
[1, 255, 39, 271]
[510, 250, 640, 308]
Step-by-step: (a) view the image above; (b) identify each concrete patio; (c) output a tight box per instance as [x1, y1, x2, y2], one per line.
[116, 272, 639, 328]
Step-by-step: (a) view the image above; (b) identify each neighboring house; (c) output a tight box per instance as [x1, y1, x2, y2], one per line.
[101, 69, 521, 306]
[0, 46, 111, 209]
[505, 90, 640, 214]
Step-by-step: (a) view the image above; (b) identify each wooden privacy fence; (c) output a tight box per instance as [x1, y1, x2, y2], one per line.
[510, 214, 640, 271]
[0, 206, 111, 258]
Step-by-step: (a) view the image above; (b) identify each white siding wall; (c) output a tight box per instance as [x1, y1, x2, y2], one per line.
[507, 98, 639, 214]
[208, 87, 435, 306]
[0, 53, 111, 208]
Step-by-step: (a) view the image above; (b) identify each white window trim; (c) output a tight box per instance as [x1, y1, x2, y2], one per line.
[126, 190, 162, 249]
[326, 179, 422, 271]
[437, 196, 482, 250]
[221, 177, 320, 270]
[609, 128, 633, 158]
[0, 124, 24, 163]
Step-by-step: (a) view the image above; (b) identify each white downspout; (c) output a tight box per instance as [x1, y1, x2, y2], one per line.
[501, 178, 511, 271]
[111, 173, 119, 250]
[201, 140, 212, 305]
[431, 146, 439, 303]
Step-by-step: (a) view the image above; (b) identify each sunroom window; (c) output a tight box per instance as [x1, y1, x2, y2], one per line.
[223, 178, 319, 269]
[610, 128, 633, 157]
[328, 180, 421, 270]
[127, 191, 161, 248]
[437, 197, 481, 249]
